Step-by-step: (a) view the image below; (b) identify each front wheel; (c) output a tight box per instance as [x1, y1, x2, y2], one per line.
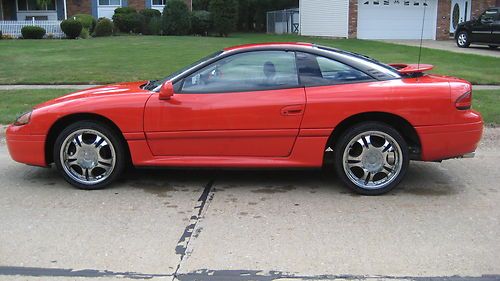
[53, 121, 125, 190]
[456, 31, 470, 48]
[333, 122, 409, 195]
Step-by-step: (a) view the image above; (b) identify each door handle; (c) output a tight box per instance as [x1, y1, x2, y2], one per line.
[281, 105, 304, 116]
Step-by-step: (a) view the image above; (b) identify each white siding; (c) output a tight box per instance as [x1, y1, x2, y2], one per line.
[299, 0, 349, 38]
[97, 6, 120, 18]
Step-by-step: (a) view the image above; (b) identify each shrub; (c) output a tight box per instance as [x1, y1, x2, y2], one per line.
[93, 18, 113, 37]
[21, 26, 46, 39]
[79, 28, 90, 39]
[73, 14, 96, 33]
[114, 13, 144, 33]
[61, 18, 83, 39]
[0, 30, 2, 40]
[140, 8, 161, 35]
[162, 0, 191, 35]
[193, 0, 210, 10]
[148, 16, 162, 35]
[140, 8, 161, 19]
[112, 7, 145, 33]
[191, 10, 211, 35]
[114, 7, 136, 14]
[209, 0, 238, 37]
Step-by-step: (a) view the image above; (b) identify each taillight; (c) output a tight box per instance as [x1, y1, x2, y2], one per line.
[455, 91, 472, 110]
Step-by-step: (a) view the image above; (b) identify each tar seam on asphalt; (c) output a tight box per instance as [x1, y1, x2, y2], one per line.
[0, 266, 171, 279]
[172, 179, 216, 280]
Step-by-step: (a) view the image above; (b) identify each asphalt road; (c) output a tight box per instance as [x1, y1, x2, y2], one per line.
[0, 128, 499, 281]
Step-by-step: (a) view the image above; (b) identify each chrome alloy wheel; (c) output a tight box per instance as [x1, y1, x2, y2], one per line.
[59, 129, 116, 185]
[458, 33, 467, 46]
[342, 131, 403, 190]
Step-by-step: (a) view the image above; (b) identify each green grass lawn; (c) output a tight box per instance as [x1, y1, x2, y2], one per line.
[0, 33, 498, 85]
[0, 88, 498, 125]
[0, 89, 73, 124]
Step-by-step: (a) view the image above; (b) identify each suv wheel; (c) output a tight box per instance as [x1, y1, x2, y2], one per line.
[456, 31, 470, 48]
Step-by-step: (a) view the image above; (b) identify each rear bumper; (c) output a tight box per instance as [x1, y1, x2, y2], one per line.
[416, 119, 483, 161]
[6, 125, 47, 167]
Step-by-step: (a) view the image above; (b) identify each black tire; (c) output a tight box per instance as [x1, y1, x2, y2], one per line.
[488, 45, 498, 49]
[456, 31, 470, 48]
[333, 122, 409, 195]
[53, 121, 125, 190]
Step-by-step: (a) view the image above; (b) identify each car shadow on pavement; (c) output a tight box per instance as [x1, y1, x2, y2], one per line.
[9, 161, 464, 197]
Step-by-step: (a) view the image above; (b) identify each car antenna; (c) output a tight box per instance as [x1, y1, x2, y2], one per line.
[417, 0, 428, 73]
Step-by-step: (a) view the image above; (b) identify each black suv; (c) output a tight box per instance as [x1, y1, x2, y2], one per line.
[455, 7, 500, 49]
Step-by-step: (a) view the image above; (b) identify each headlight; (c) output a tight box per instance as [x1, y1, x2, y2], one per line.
[14, 110, 32, 126]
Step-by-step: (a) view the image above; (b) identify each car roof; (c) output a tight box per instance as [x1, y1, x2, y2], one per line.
[223, 42, 313, 51]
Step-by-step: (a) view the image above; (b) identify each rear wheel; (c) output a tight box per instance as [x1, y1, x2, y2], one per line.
[53, 121, 125, 190]
[456, 31, 470, 48]
[333, 122, 409, 195]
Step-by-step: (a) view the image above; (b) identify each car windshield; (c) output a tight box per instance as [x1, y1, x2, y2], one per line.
[144, 51, 223, 91]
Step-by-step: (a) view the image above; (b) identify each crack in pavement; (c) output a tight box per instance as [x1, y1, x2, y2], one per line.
[0, 266, 172, 279]
[173, 179, 216, 280]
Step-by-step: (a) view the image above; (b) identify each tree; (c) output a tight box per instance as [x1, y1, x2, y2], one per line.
[209, 0, 238, 37]
[162, 0, 191, 35]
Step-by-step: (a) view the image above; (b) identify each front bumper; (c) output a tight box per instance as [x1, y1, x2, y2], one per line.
[6, 125, 47, 167]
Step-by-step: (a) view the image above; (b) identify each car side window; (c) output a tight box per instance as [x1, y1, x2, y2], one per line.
[296, 52, 372, 87]
[181, 51, 299, 93]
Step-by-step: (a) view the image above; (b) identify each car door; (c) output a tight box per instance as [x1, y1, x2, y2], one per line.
[144, 50, 306, 157]
[471, 9, 496, 43]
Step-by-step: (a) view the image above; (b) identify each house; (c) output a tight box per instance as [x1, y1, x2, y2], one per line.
[0, 0, 192, 21]
[299, 0, 500, 40]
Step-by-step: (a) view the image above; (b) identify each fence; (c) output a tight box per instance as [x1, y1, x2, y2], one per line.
[0, 20, 64, 38]
[266, 9, 300, 34]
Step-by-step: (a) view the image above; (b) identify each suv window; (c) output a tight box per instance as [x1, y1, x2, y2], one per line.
[181, 51, 299, 93]
[480, 9, 498, 22]
[296, 52, 373, 86]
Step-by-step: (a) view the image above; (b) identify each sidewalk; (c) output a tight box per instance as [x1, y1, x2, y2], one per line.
[380, 39, 500, 58]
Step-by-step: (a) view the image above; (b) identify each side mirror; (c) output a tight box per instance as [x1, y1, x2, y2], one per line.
[159, 81, 174, 100]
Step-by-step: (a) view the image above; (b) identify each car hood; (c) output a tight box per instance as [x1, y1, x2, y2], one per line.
[34, 81, 149, 109]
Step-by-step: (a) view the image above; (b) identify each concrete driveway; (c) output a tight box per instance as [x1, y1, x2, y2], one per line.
[382, 39, 500, 58]
[0, 128, 499, 281]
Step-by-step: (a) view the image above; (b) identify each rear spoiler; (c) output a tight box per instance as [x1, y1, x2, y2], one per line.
[389, 63, 434, 76]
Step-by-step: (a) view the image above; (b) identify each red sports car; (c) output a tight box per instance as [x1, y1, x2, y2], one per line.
[6, 43, 483, 195]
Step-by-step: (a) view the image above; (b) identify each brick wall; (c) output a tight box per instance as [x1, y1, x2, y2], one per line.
[436, 0, 452, 40]
[348, 0, 357, 38]
[67, 0, 92, 17]
[127, 0, 145, 11]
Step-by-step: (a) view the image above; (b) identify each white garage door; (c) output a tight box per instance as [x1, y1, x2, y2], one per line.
[357, 0, 438, 39]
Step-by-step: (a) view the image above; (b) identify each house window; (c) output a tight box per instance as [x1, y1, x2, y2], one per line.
[17, 0, 55, 11]
[98, 0, 121, 6]
[152, 0, 166, 5]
